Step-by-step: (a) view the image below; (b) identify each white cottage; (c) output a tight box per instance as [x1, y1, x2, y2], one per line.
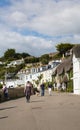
[5, 79, 24, 88]
[73, 45, 80, 94]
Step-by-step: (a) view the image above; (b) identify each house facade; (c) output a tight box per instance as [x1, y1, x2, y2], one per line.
[5, 79, 24, 88]
[73, 45, 80, 94]
[17, 61, 60, 87]
[7, 58, 24, 67]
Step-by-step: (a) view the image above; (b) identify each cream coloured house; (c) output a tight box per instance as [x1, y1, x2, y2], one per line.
[17, 62, 59, 87]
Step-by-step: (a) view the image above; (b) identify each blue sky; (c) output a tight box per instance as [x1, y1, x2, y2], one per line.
[0, 0, 80, 57]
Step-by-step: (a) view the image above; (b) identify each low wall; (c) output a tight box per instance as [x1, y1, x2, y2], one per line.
[0, 87, 25, 103]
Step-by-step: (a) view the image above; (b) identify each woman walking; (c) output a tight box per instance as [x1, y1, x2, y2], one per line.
[24, 81, 32, 103]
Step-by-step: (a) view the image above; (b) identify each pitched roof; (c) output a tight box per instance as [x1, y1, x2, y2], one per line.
[53, 56, 72, 75]
[73, 45, 80, 58]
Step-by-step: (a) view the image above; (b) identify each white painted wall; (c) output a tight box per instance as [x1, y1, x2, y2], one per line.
[5, 79, 25, 88]
[73, 54, 80, 94]
[21, 68, 53, 86]
[17, 66, 57, 87]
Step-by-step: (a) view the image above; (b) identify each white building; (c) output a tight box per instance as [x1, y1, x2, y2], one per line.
[17, 63, 58, 87]
[48, 60, 61, 68]
[7, 58, 24, 67]
[5, 60, 60, 88]
[73, 45, 80, 94]
[5, 79, 24, 88]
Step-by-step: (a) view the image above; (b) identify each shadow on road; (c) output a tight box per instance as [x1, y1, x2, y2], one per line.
[0, 116, 8, 119]
[31, 100, 45, 103]
[0, 106, 17, 111]
[31, 107, 42, 110]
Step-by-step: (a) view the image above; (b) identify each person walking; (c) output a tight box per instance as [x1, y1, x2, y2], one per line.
[55, 74, 62, 91]
[40, 81, 45, 96]
[62, 73, 69, 91]
[48, 83, 52, 96]
[2, 83, 9, 100]
[24, 81, 32, 103]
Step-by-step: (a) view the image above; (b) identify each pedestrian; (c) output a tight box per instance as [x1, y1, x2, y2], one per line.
[48, 83, 52, 96]
[62, 73, 69, 91]
[0, 94, 1, 102]
[55, 74, 62, 91]
[2, 83, 9, 100]
[24, 81, 33, 103]
[40, 81, 45, 96]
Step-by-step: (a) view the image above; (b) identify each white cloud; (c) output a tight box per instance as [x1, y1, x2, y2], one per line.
[0, 0, 80, 56]
[1, 0, 80, 35]
[0, 29, 54, 56]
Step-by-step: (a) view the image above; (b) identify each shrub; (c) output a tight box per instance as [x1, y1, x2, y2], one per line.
[0, 83, 3, 89]
[67, 80, 73, 92]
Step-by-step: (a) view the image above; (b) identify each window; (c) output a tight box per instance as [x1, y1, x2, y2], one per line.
[30, 75, 32, 79]
[26, 76, 28, 79]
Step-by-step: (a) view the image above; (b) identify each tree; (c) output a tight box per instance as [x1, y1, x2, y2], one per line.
[40, 54, 49, 65]
[25, 57, 39, 63]
[21, 52, 30, 58]
[35, 80, 39, 86]
[37, 74, 43, 83]
[56, 43, 74, 56]
[34, 74, 43, 87]
[14, 53, 22, 59]
[4, 49, 16, 59]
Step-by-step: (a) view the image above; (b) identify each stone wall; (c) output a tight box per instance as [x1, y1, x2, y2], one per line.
[0, 87, 25, 103]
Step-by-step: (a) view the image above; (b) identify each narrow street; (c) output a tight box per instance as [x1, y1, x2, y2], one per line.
[0, 92, 80, 130]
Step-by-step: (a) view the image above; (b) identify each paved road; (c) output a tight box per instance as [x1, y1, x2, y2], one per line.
[0, 91, 80, 130]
